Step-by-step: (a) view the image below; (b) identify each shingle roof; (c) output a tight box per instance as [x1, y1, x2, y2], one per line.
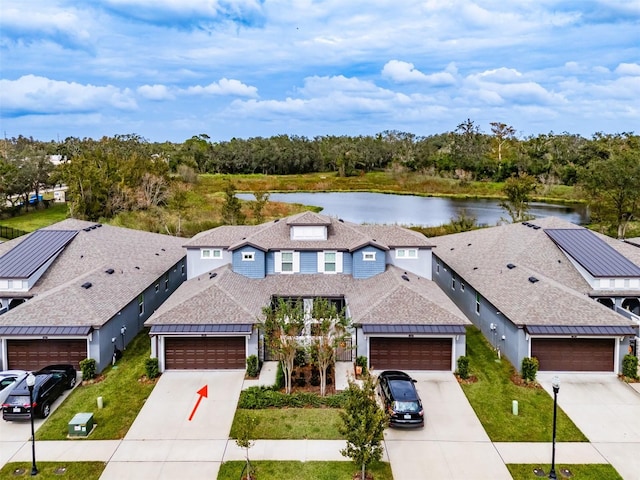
[0, 230, 78, 278]
[545, 229, 640, 277]
[0, 219, 186, 328]
[182, 211, 432, 253]
[625, 237, 640, 248]
[145, 265, 469, 328]
[430, 217, 638, 329]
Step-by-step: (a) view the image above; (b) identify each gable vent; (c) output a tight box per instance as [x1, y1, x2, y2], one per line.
[105, 268, 115, 275]
[81, 282, 92, 289]
[528, 276, 539, 283]
[507, 263, 516, 269]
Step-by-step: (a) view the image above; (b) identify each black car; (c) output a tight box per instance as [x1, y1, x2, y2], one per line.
[377, 370, 424, 428]
[2, 364, 77, 421]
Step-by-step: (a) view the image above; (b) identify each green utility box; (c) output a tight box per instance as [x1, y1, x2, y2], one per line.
[68, 412, 94, 437]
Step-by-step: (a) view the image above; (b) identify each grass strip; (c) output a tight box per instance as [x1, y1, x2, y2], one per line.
[461, 326, 587, 442]
[507, 463, 622, 480]
[0, 462, 104, 480]
[36, 329, 156, 440]
[218, 461, 393, 480]
[230, 408, 343, 440]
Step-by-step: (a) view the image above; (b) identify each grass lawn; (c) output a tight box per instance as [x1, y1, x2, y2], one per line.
[230, 408, 343, 440]
[461, 326, 587, 442]
[0, 203, 69, 232]
[507, 464, 622, 480]
[218, 461, 392, 480]
[0, 462, 104, 480]
[36, 329, 156, 440]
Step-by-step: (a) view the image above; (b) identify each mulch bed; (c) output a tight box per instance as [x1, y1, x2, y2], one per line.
[510, 372, 542, 388]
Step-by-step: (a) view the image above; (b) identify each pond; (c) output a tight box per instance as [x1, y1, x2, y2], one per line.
[237, 192, 589, 227]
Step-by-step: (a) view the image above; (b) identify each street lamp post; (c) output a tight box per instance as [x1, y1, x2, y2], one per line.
[26, 372, 38, 476]
[549, 376, 560, 480]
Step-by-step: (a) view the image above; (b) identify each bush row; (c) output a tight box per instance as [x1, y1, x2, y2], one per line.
[238, 386, 348, 409]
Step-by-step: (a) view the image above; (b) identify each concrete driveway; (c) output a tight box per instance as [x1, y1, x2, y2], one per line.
[100, 370, 245, 480]
[538, 373, 640, 480]
[383, 371, 511, 480]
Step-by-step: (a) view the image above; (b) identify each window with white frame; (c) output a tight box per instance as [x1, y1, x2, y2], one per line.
[281, 252, 294, 272]
[201, 248, 222, 259]
[396, 248, 418, 259]
[475, 292, 481, 315]
[362, 251, 376, 261]
[138, 293, 145, 316]
[436, 259, 440, 274]
[318, 251, 342, 273]
[461, 282, 465, 292]
[242, 251, 255, 261]
[164, 273, 169, 291]
[452, 273, 456, 290]
[275, 251, 299, 273]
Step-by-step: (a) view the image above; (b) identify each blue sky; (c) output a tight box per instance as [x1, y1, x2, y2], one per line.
[1, 1, 639, 143]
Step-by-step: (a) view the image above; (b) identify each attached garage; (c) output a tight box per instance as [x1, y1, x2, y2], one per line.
[7, 338, 87, 371]
[165, 337, 246, 369]
[369, 337, 453, 370]
[531, 338, 615, 372]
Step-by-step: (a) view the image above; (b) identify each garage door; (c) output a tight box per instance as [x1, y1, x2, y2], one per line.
[7, 339, 87, 371]
[370, 337, 452, 370]
[531, 338, 615, 372]
[165, 337, 246, 369]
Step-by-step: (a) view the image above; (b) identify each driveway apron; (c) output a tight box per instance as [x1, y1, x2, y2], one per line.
[101, 370, 244, 480]
[538, 373, 640, 480]
[383, 371, 511, 480]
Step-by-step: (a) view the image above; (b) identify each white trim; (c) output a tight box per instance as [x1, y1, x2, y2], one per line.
[363, 251, 376, 262]
[396, 248, 418, 259]
[242, 251, 255, 261]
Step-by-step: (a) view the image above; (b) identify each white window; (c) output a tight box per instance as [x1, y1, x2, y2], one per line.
[461, 282, 465, 292]
[363, 251, 376, 261]
[138, 293, 145, 316]
[396, 248, 418, 259]
[164, 274, 169, 291]
[436, 259, 440, 274]
[317, 251, 343, 274]
[201, 248, 222, 259]
[242, 252, 255, 261]
[275, 251, 299, 273]
[452, 274, 456, 290]
[475, 292, 481, 315]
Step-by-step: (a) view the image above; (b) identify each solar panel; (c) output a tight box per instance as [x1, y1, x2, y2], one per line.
[545, 229, 640, 277]
[0, 230, 78, 278]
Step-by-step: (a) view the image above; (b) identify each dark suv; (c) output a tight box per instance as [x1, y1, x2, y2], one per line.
[2, 364, 77, 421]
[377, 370, 425, 428]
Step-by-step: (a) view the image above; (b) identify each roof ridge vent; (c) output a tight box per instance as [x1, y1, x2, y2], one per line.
[528, 276, 539, 283]
[82, 227, 92, 232]
[274, 219, 279, 223]
[105, 268, 115, 274]
[209, 272, 217, 279]
[401, 274, 410, 281]
[506, 263, 516, 269]
[81, 282, 92, 289]
[532, 225, 541, 230]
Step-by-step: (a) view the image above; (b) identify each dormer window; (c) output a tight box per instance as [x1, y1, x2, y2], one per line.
[363, 251, 376, 262]
[290, 225, 327, 241]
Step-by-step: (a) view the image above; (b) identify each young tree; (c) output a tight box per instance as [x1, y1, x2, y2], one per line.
[499, 172, 538, 223]
[251, 190, 270, 224]
[235, 413, 259, 480]
[308, 298, 350, 397]
[262, 298, 305, 394]
[221, 181, 246, 225]
[339, 374, 388, 480]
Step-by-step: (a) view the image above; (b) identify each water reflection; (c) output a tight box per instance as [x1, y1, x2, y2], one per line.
[238, 192, 588, 227]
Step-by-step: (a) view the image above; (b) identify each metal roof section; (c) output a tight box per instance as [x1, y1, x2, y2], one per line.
[0, 325, 92, 336]
[0, 230, 78, 278]
[545, 228, 640, 277]
[526, 325, 637, 336]
[362, 324, 466, 335]
[149, 324, 252, 334]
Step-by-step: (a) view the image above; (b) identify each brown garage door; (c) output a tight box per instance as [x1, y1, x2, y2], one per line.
[531, 338, 615, 372]
[7, 339, 87, 371]
[165, 337, 246, 369]
[370, 337, 452, 371]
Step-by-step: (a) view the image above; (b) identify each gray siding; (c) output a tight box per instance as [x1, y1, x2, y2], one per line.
[388, 248, 432, 279]
[186, 248, 230, 280]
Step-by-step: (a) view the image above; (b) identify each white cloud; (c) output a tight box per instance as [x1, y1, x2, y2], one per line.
[382, 60, 456, 85]
[137, 84, 174, 101]
[0, 75, 137, 115]
[184, 79, 258, 98]
[615, 63, 640, 76]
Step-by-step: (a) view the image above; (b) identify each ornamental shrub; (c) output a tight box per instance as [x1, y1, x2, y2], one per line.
[275, 361, 285, 389]
[521, 357, 539, 382]
[622, 354, 639, 380]
[246, 355, 260, 378]
[145, 358, 160, 379]
[79, 358, 96, 380]
[456, 355, 470, 380]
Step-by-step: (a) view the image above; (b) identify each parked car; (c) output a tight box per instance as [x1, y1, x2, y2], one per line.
[377, 370, 425, 428]
[2, 364, 77, 421]
[0, 370, 28, 405]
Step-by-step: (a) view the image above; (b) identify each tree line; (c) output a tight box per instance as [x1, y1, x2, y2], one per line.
[1, 122, 638, 236]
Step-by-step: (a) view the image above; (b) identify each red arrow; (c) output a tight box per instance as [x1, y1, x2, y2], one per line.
[188, 385, 208, 421]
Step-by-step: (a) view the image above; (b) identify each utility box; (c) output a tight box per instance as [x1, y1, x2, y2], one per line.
[68, 413, 94, 437]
